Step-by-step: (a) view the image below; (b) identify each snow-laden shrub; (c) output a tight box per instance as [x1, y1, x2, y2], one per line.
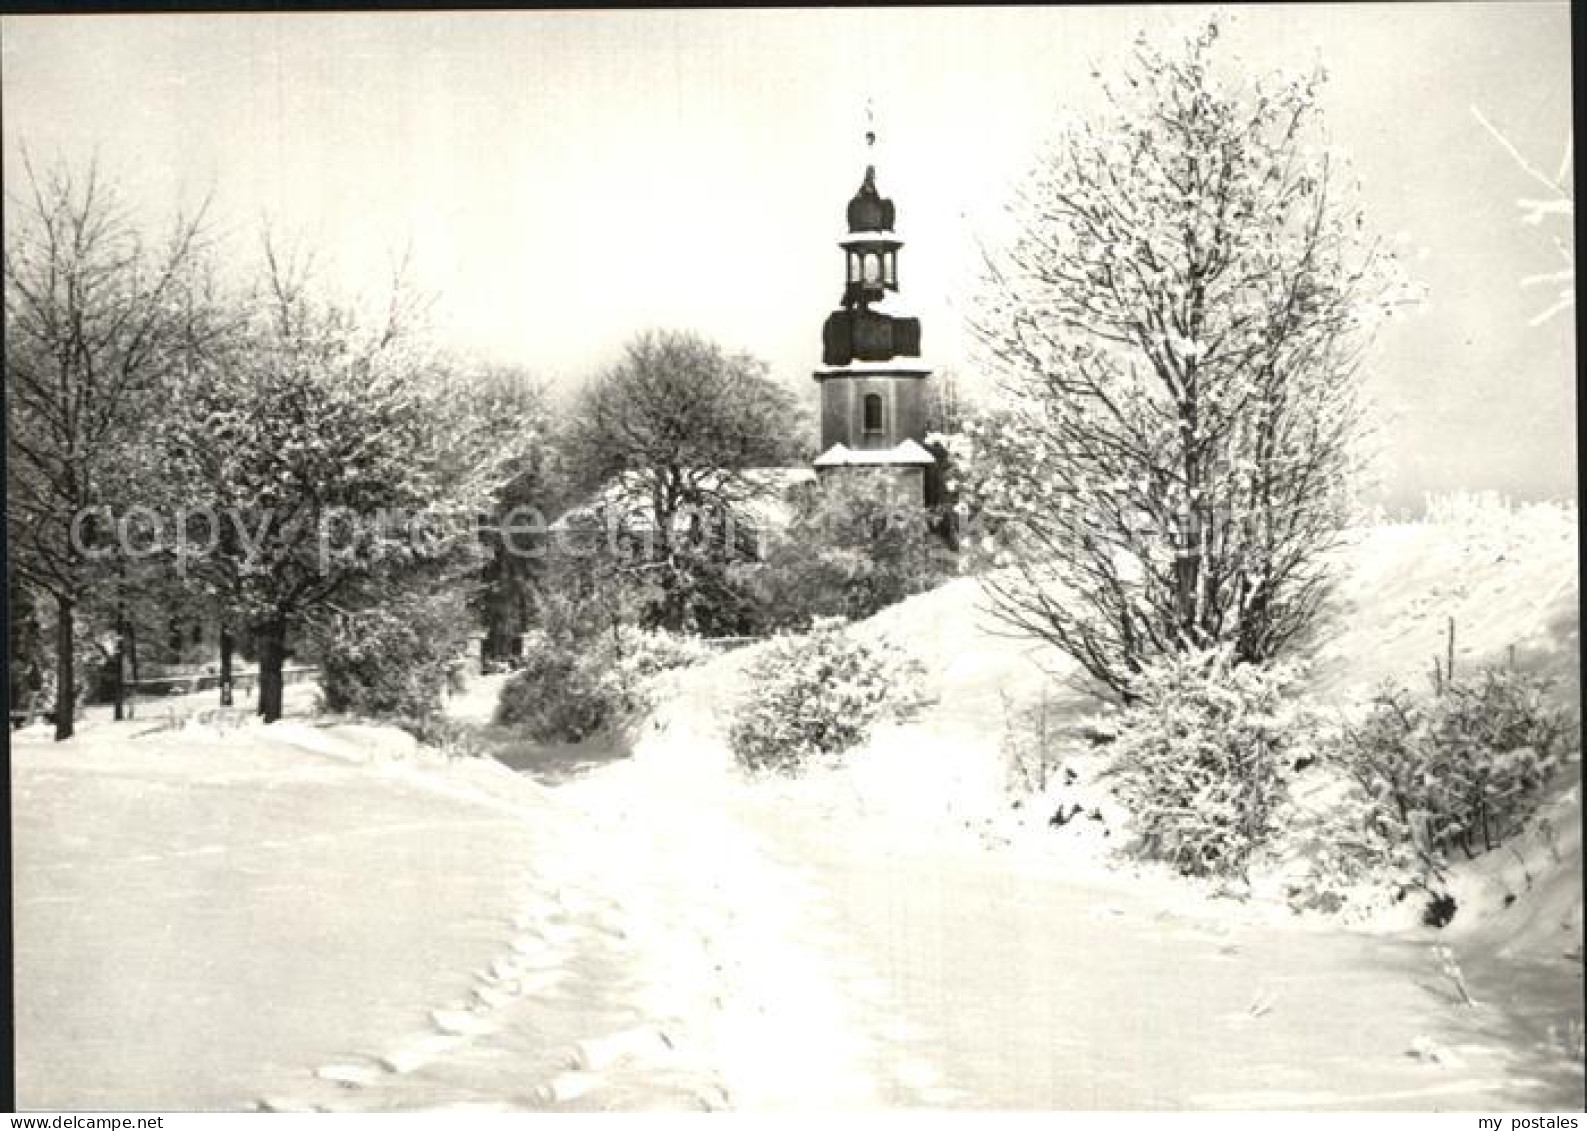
[401, 714, 491, 760]
[584, 624, 715, 705]
[1278, 774, 1430, 916]
[748, 472, 951, 632]
[494, 625, 711, 743]
[494, 630, 598, 740]
[1420, 490, 1579, 534]
[729, 619, 926, 773]
[1336, 669, 1575, 861]
[1279, 666, 1575, 919]
[317, 592, 471, 720]
[1108, 649, 1320, 880]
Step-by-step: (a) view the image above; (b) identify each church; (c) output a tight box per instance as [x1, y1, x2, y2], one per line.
[553, 135, 943, 543]
[809, 147, 940, 507]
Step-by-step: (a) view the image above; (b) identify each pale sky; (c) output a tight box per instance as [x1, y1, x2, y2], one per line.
[1, 4, 1575, 507]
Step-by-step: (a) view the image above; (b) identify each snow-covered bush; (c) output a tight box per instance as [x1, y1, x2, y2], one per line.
[581, 625, 715, 713]
[1108, 649, 1320, 880]
[729, 619, 926, 773]
[402, 714, 491, 760]
[317, 591, 471, 720]
[1279, 667, 1575, 920]
[1334, 669, 1575, 863]
[1278, 774, 1430, 916]
[749, 472, 951, 632]
[495, 630, 598, 740]
[494, 625, 710, 743]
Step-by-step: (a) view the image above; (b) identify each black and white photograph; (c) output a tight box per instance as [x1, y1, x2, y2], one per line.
[2, 3, 1580, 1115]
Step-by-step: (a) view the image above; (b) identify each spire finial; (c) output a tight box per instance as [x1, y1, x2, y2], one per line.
[864, 97, 876, 150]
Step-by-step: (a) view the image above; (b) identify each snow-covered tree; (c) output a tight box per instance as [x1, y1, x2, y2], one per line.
[164, 237, 502, 722]
[454, 363, 564, 663]
[923, 367, 972, 437]
[564, 329, 804, 634]
[4, 155, 211, 738]
[959, 19, 1410, 700]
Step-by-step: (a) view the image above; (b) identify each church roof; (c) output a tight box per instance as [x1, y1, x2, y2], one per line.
[813, 358, 933, 378]
[812, 440, 936, 468]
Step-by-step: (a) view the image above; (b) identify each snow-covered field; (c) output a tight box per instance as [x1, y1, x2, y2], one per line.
[13, 708, 541, 1110]
[11, 507, 1581, 1110]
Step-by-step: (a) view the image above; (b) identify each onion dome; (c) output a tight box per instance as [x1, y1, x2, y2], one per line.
[846, 166, 896, 233]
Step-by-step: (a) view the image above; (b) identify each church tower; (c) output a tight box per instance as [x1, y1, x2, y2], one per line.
[811, 125, 935, 505]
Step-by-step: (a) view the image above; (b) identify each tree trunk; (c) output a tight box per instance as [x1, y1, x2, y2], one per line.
[112, 553, 130, 720]
[219, 626, 234, 707]
[128, 617, 141, 685]
[53, 596, 75, 742]
[256, 617, 286, 723]
[1235, 572, 1271, 665]
[112, 606, 127, 722]
[1173, 550, 1198, 642]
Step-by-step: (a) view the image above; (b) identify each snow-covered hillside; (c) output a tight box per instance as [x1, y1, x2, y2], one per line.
[640, 505, 1579, 830]
[1308, 504, 1579, 704]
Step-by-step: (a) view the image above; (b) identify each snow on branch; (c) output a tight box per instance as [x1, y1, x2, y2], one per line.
[1472, 105, 1574, 326]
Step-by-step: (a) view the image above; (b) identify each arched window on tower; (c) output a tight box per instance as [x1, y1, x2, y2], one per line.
[862, 393, 884, 436]
[848, 252, 860, 284]
[884, 251, 896, 287]
[863, 253, 881, 285]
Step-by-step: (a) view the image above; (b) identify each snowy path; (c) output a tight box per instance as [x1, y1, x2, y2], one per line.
[269, 744, 952, 1112]
[386, 707, 1582, 1112]
[511, 740, 1583, 1112]
[12, 706, 936, 1112]
[741, 801, 1584, 1110]
[14, 679, 1581, 1110]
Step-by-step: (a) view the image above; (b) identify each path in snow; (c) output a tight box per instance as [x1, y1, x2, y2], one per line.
[15, 656, 1580, 1110]
[430, 664, 1585, 1113]
[12, 691, 935, 1112]
[737, 796, 1584, 1110]
[277, 676, 950, 1112]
